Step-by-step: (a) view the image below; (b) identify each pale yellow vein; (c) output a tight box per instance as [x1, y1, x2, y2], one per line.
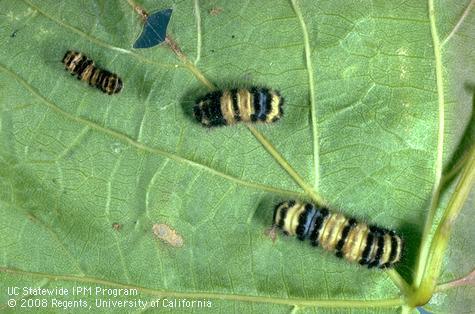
[290, 0, 320, 189]
[414, 0, 446, 287]
[0, 267, 406, 308]
[441, 0, 475, 47]
[193, 0, 202, 65]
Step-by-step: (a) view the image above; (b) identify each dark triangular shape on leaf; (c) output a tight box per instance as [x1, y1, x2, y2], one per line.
[133, 8, 173, 49]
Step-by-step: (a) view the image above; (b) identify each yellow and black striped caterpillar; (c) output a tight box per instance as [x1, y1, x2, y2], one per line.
[273, 200, 403, 268]
[193, 87, 283, 127]
[62, 50, 123, 95]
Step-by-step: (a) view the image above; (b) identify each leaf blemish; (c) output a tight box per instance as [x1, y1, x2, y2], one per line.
[265, 226, 279, 244]
[152, 223, 184, 248]
[209, 7, 223, 16]
[112, 223, 122, 231]
[110, 142, 123, 154]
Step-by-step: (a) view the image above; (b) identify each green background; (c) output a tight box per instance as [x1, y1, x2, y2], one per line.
[1, 0, 474, 313]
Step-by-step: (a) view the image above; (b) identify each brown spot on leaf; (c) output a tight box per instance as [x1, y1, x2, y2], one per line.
[112, 223, 122, 231]
[128, 0, 148, 22]
[152, 223, 184, 247]
[209, 7, 223, 16]
[265, 225, 278, 244]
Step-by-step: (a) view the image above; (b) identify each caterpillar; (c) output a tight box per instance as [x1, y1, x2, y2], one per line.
[193, 87, 283, 127]
[62, 50, 123, 95]
[273, 200, 403, 269]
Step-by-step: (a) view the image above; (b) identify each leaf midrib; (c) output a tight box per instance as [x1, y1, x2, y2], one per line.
[414, 0, 446, 288]
[290, 0, 320, 189]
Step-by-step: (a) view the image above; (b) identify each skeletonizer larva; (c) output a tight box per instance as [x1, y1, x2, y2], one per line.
[62, 50, 123, 95]
[273, 200, 403, 269]
[193, 87, 283, 127]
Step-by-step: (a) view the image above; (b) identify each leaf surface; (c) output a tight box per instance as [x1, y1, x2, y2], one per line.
[0, 0, 474, 312]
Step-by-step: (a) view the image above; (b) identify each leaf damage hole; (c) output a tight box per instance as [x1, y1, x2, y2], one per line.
[127, 0, 173, 49]
[152, 223, 184, 248]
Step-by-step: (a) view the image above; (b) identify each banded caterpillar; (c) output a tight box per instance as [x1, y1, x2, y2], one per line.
[273, 200, 403, 269]
[62, 50, 123, 95]
[193, 87, 283, 127]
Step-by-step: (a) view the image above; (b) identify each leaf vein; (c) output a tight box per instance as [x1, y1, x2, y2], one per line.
[0, 267, 406, 308]
[106, 154, 132, 283]
[0, 203, 86, 275]
[414, 0, 446, 287]
[193, 0, 202, 65]
[290, 0, 320, 189]
[441, 0, 475, 47]
[0, 64, 302, 199]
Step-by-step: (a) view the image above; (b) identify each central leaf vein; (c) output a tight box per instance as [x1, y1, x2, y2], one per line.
[414, 0, 446, 287]
[290, 0, 320, 189]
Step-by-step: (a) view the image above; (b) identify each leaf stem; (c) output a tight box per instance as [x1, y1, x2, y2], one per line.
[410, 144, 475, 306]
[441, 149, 472, 185]
[414, 0, 446, 288]
[400, 305, 415, 314]
[387, 269, 412, 297]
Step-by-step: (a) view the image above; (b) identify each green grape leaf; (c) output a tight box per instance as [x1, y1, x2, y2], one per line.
[1, 0, 474, 313]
